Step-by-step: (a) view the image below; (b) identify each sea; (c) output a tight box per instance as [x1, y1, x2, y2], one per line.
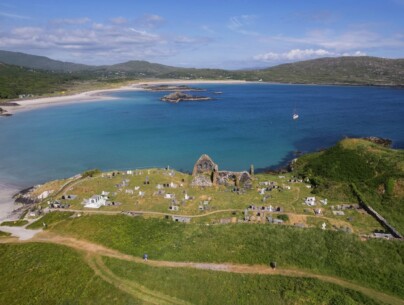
[0, 83, 403, 189]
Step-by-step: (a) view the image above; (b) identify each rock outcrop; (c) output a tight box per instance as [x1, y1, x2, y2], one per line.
[0, 107, 12, 117]
[161, 92, 212, 103]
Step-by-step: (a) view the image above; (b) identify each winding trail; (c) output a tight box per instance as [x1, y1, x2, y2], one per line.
[1, 231, 401, 305]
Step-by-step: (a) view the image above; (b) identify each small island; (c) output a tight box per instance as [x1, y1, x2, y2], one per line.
[141, 84, 206, 92]
[160, 91, 213, 103]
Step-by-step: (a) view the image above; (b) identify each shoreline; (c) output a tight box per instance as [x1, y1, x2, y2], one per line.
[0, 182, 22, 222]
[1, 79, 247, 115]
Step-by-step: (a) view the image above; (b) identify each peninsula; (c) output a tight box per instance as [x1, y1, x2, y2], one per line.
[1, 138, 404, 305]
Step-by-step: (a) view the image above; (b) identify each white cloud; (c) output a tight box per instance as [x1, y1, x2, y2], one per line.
[228, 15, 259, 36]
[50, 17, 91, 25]
[135, 14, 165, 28]
[110, 17, 128, 24]
[0, 18, 212, 64]
[254, 48, 366, 62]
[266, 29, 404, 51]
[0, 11, 30, 19]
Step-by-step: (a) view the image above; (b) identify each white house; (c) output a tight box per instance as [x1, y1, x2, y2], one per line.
[125, 189, 134, 195]
[138, 191, 145, 197]
[126, 170, 133, 175]
[83, 195, 107, 208]
[184, 193, 190, 200]
[305, 197, 316, 206]
[101, 191, 110, 196]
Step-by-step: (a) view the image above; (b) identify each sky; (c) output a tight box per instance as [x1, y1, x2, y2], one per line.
[1, 0, 404, 69]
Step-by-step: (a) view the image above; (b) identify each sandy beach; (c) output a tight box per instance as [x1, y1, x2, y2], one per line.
[1, 80, 246, 115]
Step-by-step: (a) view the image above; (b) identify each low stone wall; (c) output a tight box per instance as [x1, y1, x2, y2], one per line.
[351, 183, 403, 239]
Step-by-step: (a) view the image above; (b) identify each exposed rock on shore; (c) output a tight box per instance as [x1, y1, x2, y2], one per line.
[362, 136, 392, 147]
[161, 91, 212, 103]
[0, 107, 12, 117]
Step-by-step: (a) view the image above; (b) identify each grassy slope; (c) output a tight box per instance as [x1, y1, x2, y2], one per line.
[1, 220, 28, 227]
[294, 138, 404, 233]
[254, 56, 404, 86]
[27, 211, 74, 229]
[0, 243, 137, 305]
[0, 63, 78, 99]
[2, 53, 404, 101]
[49, 214, 404, 298]
[104, 256, 383, 305]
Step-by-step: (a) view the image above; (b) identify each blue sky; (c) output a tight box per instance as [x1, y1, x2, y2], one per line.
[1, 0, 404, 68]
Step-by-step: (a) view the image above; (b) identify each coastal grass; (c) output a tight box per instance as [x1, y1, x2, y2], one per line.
[104, 256, 383, 305]
[26, 211, 74, 229]
[0, 243, 138, 305]
[294, 138, 404, 234]
[49, 214, 404, 298]
[0, 230, 11, 237]
[0, 220, 28, 227]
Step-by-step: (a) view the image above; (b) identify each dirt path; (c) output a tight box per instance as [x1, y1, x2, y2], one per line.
[5, 232, 400, 305]
[85, 254, 192, 305]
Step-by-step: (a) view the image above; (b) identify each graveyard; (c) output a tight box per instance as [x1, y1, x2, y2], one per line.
[26, 153, 384, 236]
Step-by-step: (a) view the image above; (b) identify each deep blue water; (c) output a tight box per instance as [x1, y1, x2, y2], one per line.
[0, 83, 403, 187]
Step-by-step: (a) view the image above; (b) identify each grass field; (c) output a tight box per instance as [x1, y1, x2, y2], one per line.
[103, 256, 384, 305]
[0, 241, 389, 305]
[294, 138, 404, 234]
[0, 243, 138, 305]
[48, 214, 404, 299]
[27, 211, 74, 229]
[0, 230, 11, 237]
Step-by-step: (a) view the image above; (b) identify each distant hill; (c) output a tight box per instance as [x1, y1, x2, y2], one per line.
[1, 50, 404, 100]
[0, 50, 92, 72]
[252, 56, 404, 86]
[293, 137, 404, 233]
[104, 60, 180, 74]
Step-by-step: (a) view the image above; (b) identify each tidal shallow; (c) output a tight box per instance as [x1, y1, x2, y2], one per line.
[0, 83, 403, 188]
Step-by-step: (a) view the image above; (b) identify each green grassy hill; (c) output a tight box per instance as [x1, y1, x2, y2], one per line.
[0, 50, 92, 72]
[0, 63, 79, 99]
[2, 50, 404, 90]
[293, 138, 404, 233]
[253, 56, 404, 86]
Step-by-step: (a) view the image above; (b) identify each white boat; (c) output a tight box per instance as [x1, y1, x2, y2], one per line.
[293, 113, 299, 120]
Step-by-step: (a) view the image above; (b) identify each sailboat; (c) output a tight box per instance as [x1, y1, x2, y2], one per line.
[293, 110, 299, 120]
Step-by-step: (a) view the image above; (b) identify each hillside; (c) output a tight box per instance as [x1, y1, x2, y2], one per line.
[0, 50, 92, 72]
[0, 63, 80, 99]
[2, 50, 404, 100]
[254, 56, 404, 86]
[293, 138, 404, 233]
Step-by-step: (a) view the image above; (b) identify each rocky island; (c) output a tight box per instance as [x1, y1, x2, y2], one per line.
[141, 84, 206, 92]
[160, 91, 213, 103]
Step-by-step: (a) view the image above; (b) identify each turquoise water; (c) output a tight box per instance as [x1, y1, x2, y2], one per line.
[0, 83, 403, 187]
